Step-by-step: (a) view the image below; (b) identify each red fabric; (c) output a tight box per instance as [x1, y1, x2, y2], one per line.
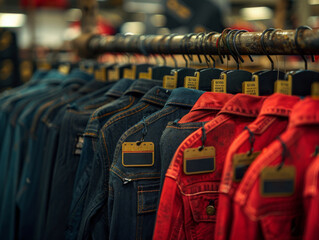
[215, 94, 300, 240]
[70, 19, 116, 35]
[178, 92, 233, 123]
[154, 94, 266, 240]
[232, 97, 319, 240]
[21, 0, 67, 8]
[303, 156, 319, 240]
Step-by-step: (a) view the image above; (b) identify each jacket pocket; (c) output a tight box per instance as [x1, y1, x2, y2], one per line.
[183, 192, 218, 240]
[136, 182, 160, 239]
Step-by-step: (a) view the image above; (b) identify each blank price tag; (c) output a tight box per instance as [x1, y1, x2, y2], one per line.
[233, 151, 260, 182]
[122, 142, 154, 167]
[260, 166, 295, 197]
[183, 146, 216, 175]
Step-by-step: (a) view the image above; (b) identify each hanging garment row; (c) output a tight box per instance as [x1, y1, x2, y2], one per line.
[0, 27, 318, 240]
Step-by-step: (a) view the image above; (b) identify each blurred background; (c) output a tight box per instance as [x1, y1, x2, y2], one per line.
[0, 0, 318, 89]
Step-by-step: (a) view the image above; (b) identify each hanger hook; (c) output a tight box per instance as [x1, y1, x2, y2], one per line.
[233, 30, 254, 64]
[181, 33, 196, 68]
[166, 33, 178, 68]
[182, 35, 189, 67]
[159, 34, 170, 66]
[195, 32, 206, 64]
[295, 25, 315, 70]
[204, 32, 218, 68]
[216, 28, 231, 64]
[226, 29, 240, 69]
[186, 33, 196, 67]
[261, 28, 275, 70]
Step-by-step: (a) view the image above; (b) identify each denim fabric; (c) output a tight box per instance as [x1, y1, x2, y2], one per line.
[2, 92, 66, 240]
[0, 74, 58, 211]
[159, 92, 233, 192]
[0, 71, 93, 240]
[32, 79, 107, 240]
[107, 87, 203, 240]
[16, 100, 62, 240]
[153, 95, 266, 240]
[74, 86, 170, 240]
[75, 79, 133, 197]
[159, 121, 204, 191]
[0, 72, 72, 240]
[42, 81, 115, 240]
[15, 81, 109, 240]
[72, 78, 164, 240]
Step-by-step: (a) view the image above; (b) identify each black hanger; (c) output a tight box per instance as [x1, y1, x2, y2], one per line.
[220, 29, 253, 94]
[252, 28, 285, 95]
[140, 34, 173, 80]
[170, 33, 196, 87]
[285, 26, 319, 96]
[192, 32, 223, 91]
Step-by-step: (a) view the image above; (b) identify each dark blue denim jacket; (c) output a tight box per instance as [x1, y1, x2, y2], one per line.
[75, 86, 171, 240]
[68, 78, 163, 240]
[107, 88, 204, 240]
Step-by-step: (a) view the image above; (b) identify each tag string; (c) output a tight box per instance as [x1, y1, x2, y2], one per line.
[276, 136, 288, 171]
[244, 126, 255, 156]
[312, 145, 319, 157]
[136, 116, 148, 146]
[199, 122, 206, 151]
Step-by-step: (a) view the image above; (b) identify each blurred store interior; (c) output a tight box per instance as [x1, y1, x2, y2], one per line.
[0, 0, 318, 87]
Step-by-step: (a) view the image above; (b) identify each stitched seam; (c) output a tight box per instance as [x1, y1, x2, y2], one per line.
[84, 132, 97, 136]
[139, 209, 157, 213]
[104, 103, 149, 128]
[166, 126, 200, 130]
[138, 190, 159, 193]
[83, 100, 113, 110]
[110, 169, 160, 180]
[101, 131, 110, 174]
[168, 101, 194, 107]
[143, 96, 167, 105]
[143, 98, 165, 106]
[90, 96, 135, 120]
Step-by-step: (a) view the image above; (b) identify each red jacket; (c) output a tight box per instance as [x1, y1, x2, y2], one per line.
[178, 92, 233, 123]
[215, 94, 300, 240]
[232, 97, 319, 240]
[154, 94, 266, 240]
[303, 155, 319, 240]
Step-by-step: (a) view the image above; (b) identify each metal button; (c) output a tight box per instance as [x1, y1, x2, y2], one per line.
[206, 205, 215, 215]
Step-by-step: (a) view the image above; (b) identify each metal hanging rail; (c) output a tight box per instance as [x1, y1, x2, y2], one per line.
[73, 29, 319, 58]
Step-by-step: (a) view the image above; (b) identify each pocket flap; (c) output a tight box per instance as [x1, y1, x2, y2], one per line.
[137, 183, 160, 214]
[187, 193, 218, 222]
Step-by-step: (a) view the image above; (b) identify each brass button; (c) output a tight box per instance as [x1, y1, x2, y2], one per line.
[206, 205, 216, 215]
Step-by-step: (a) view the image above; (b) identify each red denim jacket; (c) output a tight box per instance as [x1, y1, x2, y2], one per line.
[215, 94, 300, 240]
[303, 155, 319, 240]
[154, 94, 266, 240]
[178, 92, 233, 123]
[232, 97, 319, 240]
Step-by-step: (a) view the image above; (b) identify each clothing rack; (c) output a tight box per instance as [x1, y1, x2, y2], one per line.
[73, 29, 319, 58]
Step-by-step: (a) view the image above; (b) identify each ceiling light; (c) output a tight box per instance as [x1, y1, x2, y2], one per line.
[240, 7, 273, 21]
[0, 13, 26, 28]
